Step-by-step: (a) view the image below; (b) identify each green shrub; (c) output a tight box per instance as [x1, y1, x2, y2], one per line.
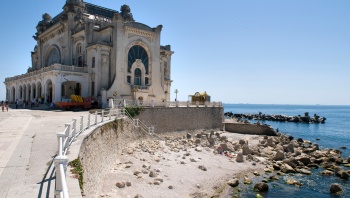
[124, 106, 142, 118]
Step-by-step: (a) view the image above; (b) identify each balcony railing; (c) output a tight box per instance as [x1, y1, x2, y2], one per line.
[5, 64, 88, 82]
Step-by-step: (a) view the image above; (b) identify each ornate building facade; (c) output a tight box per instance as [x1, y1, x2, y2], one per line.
[4, 0, 173, 107]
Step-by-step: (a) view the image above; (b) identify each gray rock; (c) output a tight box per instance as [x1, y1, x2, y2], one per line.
[239, 139, 246, 145]
[198, 165, 207, 171]
[126, 147, 134, 154]
[227, 178, 239, 187]
[208, 137, 215, 146]
[116, 181, 126, 188]
[242, 144, 252, 155]
[341, 171, 349, 180]
[254, 182, 269, 191]
[334, 166, 343, 176]
[126, 181, 132, 186]
[153, 181, 161, 185]
[319, 170, 334, 176]
[297, 168, 312, 175]
[195, 138, 201, 144]
[266, 138, 275, 147]
[186, 133, 192, 139]
[284, 143, 294, 153]
[168, 185, 173, 189]
[149, 170, 157, 177]
[330, 183, 343, 194]
[195, 147, 202, 152]
[134, 194, 143, 198]
[236, 153, 244, 163]
[133, 170, 141, 175]
[220, 143, 229, 151]
[281, 163, 296, 173]
[273, 150, 285, 161]
[296, 156, 311, 165]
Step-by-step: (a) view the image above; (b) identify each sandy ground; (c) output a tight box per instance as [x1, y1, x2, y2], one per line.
[98, 131, 266, 198]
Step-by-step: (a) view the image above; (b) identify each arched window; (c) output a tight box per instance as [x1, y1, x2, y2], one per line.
[47, 47, 60, 66]
[127, 75, 131, 84]
[134, 68, 141, 85]
[128, 45, 148, 74]
[92, 57, 95, 68]
[78, 56, 83, 67]
[76, 44, 82, 54]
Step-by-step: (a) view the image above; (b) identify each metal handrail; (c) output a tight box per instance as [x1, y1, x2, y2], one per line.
[59, 164, 69, 198]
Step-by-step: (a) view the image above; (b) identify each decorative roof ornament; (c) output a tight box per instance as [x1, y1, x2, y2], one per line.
[66, 0, 84, 5]
[120, 4, 134, 22]
[36, 13, 53, 35]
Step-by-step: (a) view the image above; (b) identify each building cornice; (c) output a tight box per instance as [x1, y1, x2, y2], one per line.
[125, 26, 155, 42]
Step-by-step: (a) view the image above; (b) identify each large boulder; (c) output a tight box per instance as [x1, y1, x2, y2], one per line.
[296, 156, 311, 165]
[341, 171, 350, 180]
[283, 143, 294, 153]
[281, 163, 296, 173]
[236, 153, 244, 162]
[227, 178, 239, 187]
[272, 150, 285, 161]
[254, 182, 269, 191]
[242, 144, 252, 155]
[266, 138, 275, 147]
[330, 183, 343, 194]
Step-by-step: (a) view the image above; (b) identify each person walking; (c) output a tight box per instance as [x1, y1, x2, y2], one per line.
[1, 101, 4, 112]
[15, 99, 18, 109]
[5, 101, 9, 112]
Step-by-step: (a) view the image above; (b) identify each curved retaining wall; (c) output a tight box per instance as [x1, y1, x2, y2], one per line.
[136, 107, 224, 133]
[78, 119, 134, 197]
[224, 122, 277, 136]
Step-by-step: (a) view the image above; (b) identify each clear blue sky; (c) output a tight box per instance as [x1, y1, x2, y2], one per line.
[1, 0, 349, 105]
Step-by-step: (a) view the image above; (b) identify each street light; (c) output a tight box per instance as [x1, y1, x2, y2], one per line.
[174, 89, 178, 101]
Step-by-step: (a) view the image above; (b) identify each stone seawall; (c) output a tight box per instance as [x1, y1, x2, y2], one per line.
[78, 119, 135, 197]
[224, 122, 277, 136]
[136, 107, 224, 133]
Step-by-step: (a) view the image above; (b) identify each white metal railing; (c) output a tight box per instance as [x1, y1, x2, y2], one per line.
[52, 106, 167, 197]
[53, 108, 122, 198]
[111, 99, 222, 108]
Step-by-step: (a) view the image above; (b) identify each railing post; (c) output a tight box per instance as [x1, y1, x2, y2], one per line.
[64, 124, 71, 149]
[101, 110, 104, 122]
[72, 119, 77, 139]
[95, 111, 97, 125]
[57, 132, 65, 156]
[87, 113, 90, 129]
[187, 101, 190, 107]
[213, 101, 216, 107]
[136, 100, 140, 106]
[176, 101, 179, 107]
[80, 116, 84, 132]
[196, 101, 199, 107]
[205, 101, 208, 107]
[109, 99, 114, 109]
[54, 155, 69, 197]
[151, 100, 155, 107]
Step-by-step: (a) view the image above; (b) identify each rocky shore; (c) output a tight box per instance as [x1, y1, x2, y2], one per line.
[97, 129, 349, 197]
[225, 112, 326, 124]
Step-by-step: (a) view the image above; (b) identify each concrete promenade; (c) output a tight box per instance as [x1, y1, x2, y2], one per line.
[0, 107, 84, 198]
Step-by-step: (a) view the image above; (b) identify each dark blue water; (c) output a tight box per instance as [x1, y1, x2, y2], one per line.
[223, 104, 350, 198]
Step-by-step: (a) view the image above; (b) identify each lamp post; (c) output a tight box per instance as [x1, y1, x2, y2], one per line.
[174, 89, 178, 101]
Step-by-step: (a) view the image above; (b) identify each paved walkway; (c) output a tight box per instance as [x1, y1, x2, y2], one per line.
[0, 108, 85, 198]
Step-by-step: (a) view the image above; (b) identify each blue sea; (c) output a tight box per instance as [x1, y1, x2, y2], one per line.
[223, 104, 350, 198]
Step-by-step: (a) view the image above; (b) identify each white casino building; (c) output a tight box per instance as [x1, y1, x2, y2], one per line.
[4, 0, 174, 107]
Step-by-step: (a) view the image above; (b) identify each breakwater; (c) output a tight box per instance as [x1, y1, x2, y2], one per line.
[225, 111, 326, 124]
